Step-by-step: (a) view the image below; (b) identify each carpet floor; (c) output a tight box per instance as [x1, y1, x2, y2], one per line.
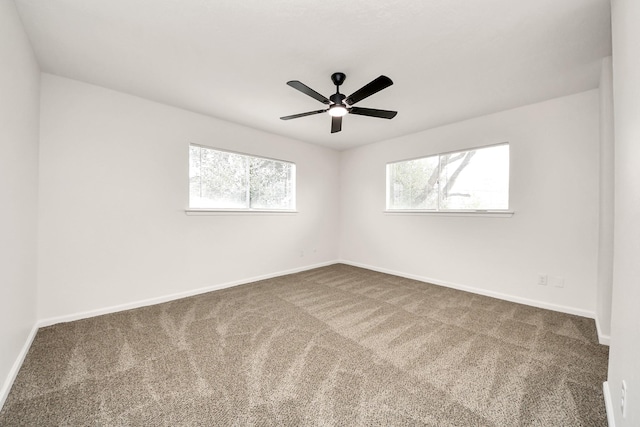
[0, 264, 609, 426]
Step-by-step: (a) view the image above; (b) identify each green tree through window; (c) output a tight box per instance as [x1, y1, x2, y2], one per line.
[387, 144, 509, 211]
[189, 145, 295, 210]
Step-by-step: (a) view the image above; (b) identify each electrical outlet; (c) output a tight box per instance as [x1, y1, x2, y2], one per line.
[299, 250, 304, 257]
[538, 274, 548, 286]
[549, 276, 564, 288]
[621, 380, 627, 418]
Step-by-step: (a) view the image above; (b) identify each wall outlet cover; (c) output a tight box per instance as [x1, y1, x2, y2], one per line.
[549, 276, 564, 288]
[538, 274, 548, 286]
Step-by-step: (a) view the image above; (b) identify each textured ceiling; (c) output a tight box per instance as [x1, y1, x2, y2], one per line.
[15, 0, 611, 150]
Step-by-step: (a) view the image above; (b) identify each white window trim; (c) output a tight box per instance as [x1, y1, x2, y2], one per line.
[383, 209, 514, 218]
[189, 143, 294, 164]
[386, 142, 510, 212]
[188, 143, 297, 212]
[185, 208, 298, 215]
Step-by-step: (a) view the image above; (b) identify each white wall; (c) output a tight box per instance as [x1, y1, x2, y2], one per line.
[607, 0, 640, 425]
[37, 74, 340, 321]
[597, 56, 614, 343]
[339, 90, 600, 316]
[0, 0, 40, 407]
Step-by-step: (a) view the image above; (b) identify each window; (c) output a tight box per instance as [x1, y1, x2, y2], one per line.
[189, 144, 296, 210]
[386, 143, 509, 211]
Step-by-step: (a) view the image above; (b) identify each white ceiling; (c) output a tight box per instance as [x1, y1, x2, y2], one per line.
[15, 0, 611, 150]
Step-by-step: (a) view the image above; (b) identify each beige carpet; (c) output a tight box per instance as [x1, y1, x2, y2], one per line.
[1, 264, 608, 426]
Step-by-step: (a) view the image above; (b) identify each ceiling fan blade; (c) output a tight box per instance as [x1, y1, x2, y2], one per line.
[280, 109, 327, 120]
[331, 116, 342, 133]
[287, 81, 331, 104]
[349, 107, 398, 119]
[345, 75, 393, 105]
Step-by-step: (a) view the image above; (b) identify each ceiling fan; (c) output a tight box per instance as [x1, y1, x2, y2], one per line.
[280, 72, 397, 134]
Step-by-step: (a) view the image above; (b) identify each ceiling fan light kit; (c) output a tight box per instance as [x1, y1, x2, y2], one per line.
[328, 105, 348, 117]
[281, 72, 397, 134]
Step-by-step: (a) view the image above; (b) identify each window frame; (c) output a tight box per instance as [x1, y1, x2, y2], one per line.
[186, 143, 297, 214]
[385, 142, 512, 216]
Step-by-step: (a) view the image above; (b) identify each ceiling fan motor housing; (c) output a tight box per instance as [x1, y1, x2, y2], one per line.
[330, 93, 346, 105]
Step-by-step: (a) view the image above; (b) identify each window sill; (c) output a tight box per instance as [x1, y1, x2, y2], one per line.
[185, 209, 298, 216]
[384, 210, 514, 218]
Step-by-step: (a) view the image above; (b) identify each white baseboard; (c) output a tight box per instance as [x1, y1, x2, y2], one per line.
[595, 316, 611, 346]
[603, 381, 615, 427]
[38, 260, 339, 328]
[0, 323, 39, 411]
[2, 261, 338, 411]
[1, 260, 608, 414]
[338, 260, 597, 319]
